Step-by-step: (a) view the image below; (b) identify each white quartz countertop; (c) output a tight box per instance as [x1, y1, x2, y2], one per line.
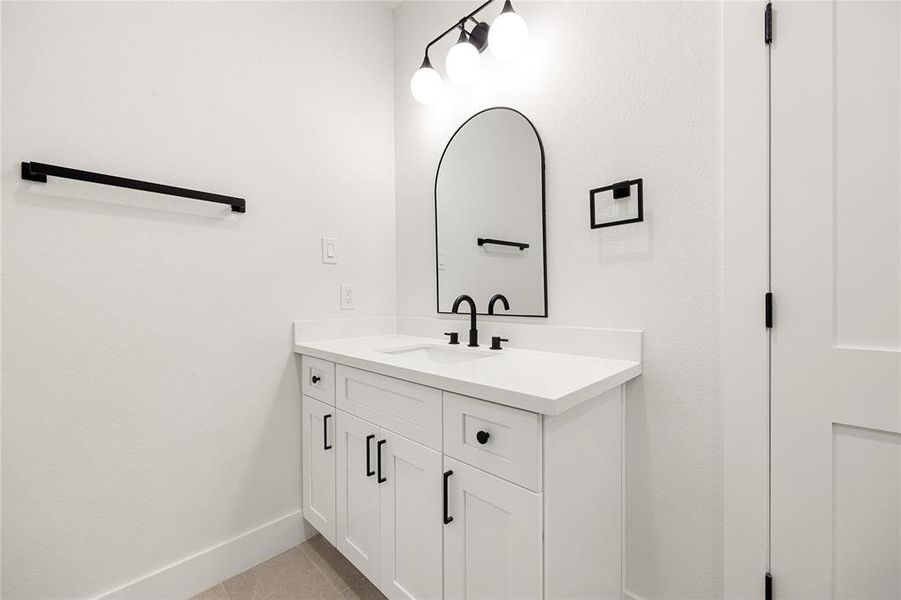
[294, 334, 641, 415]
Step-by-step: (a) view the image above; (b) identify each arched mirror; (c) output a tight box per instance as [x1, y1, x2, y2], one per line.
[435, 107, 547, 317]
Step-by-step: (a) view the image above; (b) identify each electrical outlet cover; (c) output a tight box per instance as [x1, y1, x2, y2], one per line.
[340, 284, 355, 310]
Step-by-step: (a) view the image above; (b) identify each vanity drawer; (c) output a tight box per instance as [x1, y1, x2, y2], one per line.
[443, 392, 542, 491]
[302, 355, 335, 406]
[335, 365, 442, 451]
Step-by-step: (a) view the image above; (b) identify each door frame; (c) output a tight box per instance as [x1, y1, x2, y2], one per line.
[722, 1, 770, 598]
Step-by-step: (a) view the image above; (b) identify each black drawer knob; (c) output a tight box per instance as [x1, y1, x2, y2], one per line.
[311, 375, 321, 384]
[476, 430, 490, 444]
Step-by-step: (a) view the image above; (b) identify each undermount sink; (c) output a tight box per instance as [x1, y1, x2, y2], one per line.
[378, 344, 495, 365]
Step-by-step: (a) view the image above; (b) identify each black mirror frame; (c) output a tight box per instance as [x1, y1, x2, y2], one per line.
[434, 106, 548, 318]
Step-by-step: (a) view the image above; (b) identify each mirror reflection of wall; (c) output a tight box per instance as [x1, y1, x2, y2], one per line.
[435, 107, 547, 317]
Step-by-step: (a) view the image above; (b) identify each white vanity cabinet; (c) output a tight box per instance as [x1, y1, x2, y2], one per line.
[379, 428, 443, 600]
[300, 356, 625, 600]
[301, 393, 336, 546]
[333, 409, 381, 581]
[334, 408, 443, 600]
[443, 457, 543, 599]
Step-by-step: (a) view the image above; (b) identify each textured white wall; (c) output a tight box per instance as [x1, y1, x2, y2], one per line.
[1, 2, 395, 597]
[393, 2, 723, 597]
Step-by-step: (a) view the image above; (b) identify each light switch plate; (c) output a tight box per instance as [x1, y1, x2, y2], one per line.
[340, 284, 355, 310]
[321, 236, 338, 264]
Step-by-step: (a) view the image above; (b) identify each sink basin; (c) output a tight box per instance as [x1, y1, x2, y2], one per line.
[379, 344, 494, 365]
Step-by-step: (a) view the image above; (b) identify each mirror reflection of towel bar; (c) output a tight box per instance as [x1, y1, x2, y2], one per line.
[477, 238, 529, 250]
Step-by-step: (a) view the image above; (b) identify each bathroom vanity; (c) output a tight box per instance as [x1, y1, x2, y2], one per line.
[294, 103, 640, 599]
[295, 333, 640, 599]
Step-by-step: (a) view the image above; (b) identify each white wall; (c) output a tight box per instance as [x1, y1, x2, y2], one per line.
[1, 2, 395, 597]
[393, 2, 723, 598]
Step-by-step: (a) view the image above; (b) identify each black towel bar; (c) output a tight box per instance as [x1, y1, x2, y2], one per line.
[477, 237, 529, 250]
[21, 161, 246, 213]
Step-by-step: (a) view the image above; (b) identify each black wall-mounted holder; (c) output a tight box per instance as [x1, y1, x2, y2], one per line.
[589, 178, 643, 229]
[21, 161, 246, 213]
[477, 237, 530, 250]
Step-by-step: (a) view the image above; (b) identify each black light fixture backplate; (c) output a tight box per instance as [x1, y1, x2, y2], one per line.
[470, 21, 490, 52]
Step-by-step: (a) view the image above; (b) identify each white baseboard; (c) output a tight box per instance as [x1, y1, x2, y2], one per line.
[624, 589, 646, 600]
[96, 511, 317, 600]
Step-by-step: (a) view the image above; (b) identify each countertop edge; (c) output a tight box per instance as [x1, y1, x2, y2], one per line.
[294, 343, 642, 415]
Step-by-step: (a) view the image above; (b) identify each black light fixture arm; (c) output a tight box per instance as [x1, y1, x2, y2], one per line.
[422, 0, 497, 59]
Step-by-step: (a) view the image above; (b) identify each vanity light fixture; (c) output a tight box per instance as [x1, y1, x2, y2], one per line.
[446, 26, 482, 85]
[411, 55, 444, 105]
[410, 0, 529, 105]
[489, 0, 529, 62]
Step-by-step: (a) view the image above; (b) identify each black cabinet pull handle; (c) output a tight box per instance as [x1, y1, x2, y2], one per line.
[323, 414, 332, 450]
[443, 470, 454, 524]
[311, 374, 321, 384]
[366, 434, 376, 477]
[377, 439, 387, 483]
[476, 430, 490, 444]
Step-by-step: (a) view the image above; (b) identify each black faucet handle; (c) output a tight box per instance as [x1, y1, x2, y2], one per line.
[490, 336, 509, 350]
[444, 332, 459, 345]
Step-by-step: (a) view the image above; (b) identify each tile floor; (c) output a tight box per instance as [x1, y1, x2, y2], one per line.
[190, 535, 385, 600]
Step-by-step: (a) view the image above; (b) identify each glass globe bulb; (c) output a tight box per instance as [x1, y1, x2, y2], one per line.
[445, 39, 481, 85]
[410, 62, 443, 105]
[489, 4, 528, 62]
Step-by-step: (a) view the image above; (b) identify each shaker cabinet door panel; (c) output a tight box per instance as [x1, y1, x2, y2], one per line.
[336, 410, 381, 583]
[443, 457, 542, 600]
[379, 430, 443, 600]
[302, 395, 336, 545]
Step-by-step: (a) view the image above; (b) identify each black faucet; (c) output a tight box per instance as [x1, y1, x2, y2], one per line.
[451, 294, 479, 347]
[487, 293, 510, 315]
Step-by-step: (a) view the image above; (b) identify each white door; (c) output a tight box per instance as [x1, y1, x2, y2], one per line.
[336, 410, 381, 583]
[771, 2, 901, 597]
[442, 457, 542, 600]
[379, 429, 443, 600]
[302, 395, 336, 545]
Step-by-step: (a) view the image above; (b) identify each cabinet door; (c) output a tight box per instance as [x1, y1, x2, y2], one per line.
[302, 395, 336, 545]
[336, 410, 381, 582]
[443, 457, 542, 600]
[379, 429, 443, 600]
